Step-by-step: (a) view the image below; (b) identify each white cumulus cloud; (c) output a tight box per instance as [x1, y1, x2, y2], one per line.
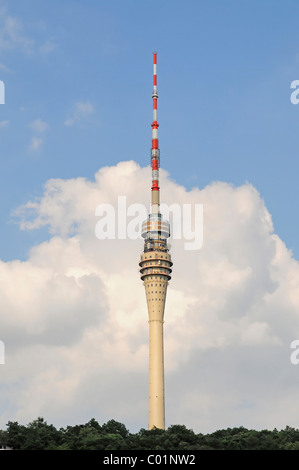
[2, 160, 299, 433]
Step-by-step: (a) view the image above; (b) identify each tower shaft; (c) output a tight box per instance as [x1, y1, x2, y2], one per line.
[140, 248, 172, 429]
[140, 52, 172, 430]
[149, 310, 165, 428]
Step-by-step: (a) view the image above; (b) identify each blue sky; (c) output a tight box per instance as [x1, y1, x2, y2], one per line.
[1, 0, 299, 260]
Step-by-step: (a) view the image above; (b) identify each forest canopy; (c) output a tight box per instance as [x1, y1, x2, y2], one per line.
[1, 418, 299, 450]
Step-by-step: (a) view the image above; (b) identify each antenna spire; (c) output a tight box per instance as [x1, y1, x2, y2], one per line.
[151, 52, 160, 214]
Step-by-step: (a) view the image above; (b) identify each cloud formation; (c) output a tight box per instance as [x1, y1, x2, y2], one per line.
[28, 118, 49, 151]
[0, 9, 34, 53]
[0, 6, 56, 63]
[0, 119, 9, 129]
[64, 101, 95, 127]
[29, 118, 49, 134]
[2, 161, 299, 433]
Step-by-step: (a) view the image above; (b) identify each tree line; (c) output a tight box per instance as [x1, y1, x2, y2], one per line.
[1, 417, 299, 450]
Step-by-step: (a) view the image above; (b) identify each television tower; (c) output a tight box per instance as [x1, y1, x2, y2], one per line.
[139, 52, 173, 430]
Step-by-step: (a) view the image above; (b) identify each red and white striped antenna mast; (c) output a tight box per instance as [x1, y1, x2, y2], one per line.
[151, 51, 160, 214]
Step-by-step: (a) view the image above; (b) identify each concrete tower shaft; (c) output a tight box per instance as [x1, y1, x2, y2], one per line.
[140, 52, 172, 431]
[139, 251, 172, 430]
